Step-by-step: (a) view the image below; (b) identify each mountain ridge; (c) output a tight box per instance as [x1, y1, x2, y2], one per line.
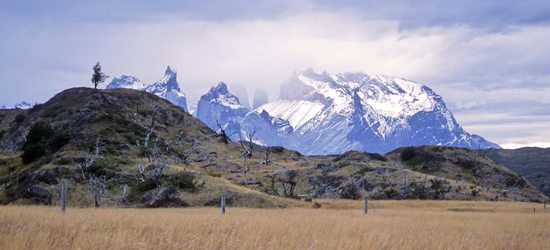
[0, 87, 545, 208]
[197, 69, 499, 155]
[106, 66, 188, 111]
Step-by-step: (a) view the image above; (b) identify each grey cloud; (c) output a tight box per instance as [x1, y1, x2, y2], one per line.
[316, 0, 550, 30]
[1, 1, 549, 148]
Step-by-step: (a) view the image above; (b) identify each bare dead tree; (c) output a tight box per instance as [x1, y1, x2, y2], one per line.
[152, 158, 169, 188]
[216, 120, 229, 144]
[339, 178, 361, 200]
[133, 110, 173, 189]
[89, 177, 107, 208]
[238, 127, 256, 185]
[267, 173, 279, 196]
[77, 137, 108, 208]
[274, 169, 298, 197]
[60, 179, 67, 213]
[246, 127, 256, 154]
[238, 127, 257, 160]
[132, 106, 176, 189]
[136, 107, 158, 162]
[262, 146, 272, 165]
[136, 162, 146, 183]
[118, 185, 129, 206]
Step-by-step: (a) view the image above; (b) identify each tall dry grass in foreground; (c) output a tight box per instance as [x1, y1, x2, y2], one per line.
[1, 201, 549, 250]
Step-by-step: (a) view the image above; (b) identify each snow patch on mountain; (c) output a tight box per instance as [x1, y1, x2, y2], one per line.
[256, 100, 323, 131]
[194, 69, 500, 154]
[1, 101, 34, 110]
[195, 82, 249, 131]
[106, 75, 146, 90]
[106, 66, 187, 111]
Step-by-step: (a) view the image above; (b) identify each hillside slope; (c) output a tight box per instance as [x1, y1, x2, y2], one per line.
[480, 147, 550, 197]
[0, 88, 545, 207]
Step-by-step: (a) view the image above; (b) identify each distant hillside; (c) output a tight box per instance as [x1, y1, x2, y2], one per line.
[0, 88, 546, 208]
[480, 147, 550, 197]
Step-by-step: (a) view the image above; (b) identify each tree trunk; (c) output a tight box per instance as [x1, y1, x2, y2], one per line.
[364, 197, 369, 215]
[94, 192, 100, 208]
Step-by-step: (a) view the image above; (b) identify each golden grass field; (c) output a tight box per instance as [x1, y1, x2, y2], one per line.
[1, 200, 549, 250]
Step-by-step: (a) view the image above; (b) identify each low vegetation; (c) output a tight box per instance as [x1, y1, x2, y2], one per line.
[0, 200, 549, 249]
[21, 121, 70, 163]
[0, 88, 547, 208]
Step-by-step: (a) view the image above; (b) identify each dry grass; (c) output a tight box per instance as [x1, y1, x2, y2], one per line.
[1, 201, 549, 250]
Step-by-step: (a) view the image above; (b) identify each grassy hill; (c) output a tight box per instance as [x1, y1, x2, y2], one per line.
[480, 147, 550, 197]
[0, 88, 547, 207]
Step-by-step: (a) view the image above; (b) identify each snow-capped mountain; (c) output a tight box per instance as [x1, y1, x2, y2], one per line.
[106, 75, 146, 90]
[106, 66, 187, 111]
[195, 82, 249, 132]
[1, 101, 34, 110]
[15, 101, 33, 109]
[196, 69, 499, 155]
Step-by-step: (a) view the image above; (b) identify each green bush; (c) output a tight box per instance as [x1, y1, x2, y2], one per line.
[134, 179, 157, 193]
[456, 158, 476, 169]
[87, 157, 121, 179]
[21, 121, 72, 163]
[368, 153, 388, 162]
[25, 121, 54, 146]
[22, 144, 45, 164]
[28, 104, 43, 114]
[49, 133, 71, 151]
[172, 173, 195, 190]
[400, 147, 416, 161]
[339, 182, 361, 200]
[14, 114, 26, 125]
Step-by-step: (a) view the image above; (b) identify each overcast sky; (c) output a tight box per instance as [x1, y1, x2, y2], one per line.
[1, 0, 549, 148]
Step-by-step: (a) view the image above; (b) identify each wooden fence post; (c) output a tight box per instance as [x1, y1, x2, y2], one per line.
[364, 197, 368, 215]
[544, 201, 547, 210]
[221, 196, 226, 214]
[60, 179, 67, 214]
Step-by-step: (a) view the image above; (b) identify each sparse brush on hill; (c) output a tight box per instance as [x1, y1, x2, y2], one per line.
[0, 87, 547, 208]
[21, 121, 70, 163]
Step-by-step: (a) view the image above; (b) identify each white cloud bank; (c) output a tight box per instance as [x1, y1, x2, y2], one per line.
[1, 8, 549, 148]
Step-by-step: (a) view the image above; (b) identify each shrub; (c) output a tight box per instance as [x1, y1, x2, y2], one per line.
[456, 158, 476, 169]
[21, 121, 72, 163]
[133, 179, 157, 193]
[429, 178, 450, 199]
[49, 133, 71, 151]
[368, 153, 388, 162]
[383, 188, 400, 199]
[339, 181, 361, 200]
[27, 103, 43, 114]
[22, 144, 45, 164]
[420, 151, 435, 162]
[86, 157, 122, 179]
[312, 202, 322, 209]
[172, 173, 195, 190]
[14, 114, 26, 125]
[25, 121, 54, 146]
[400, 147, 416, 161]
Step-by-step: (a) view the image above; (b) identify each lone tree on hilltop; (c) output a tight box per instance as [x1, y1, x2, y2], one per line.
[91, 62, 109, 89]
